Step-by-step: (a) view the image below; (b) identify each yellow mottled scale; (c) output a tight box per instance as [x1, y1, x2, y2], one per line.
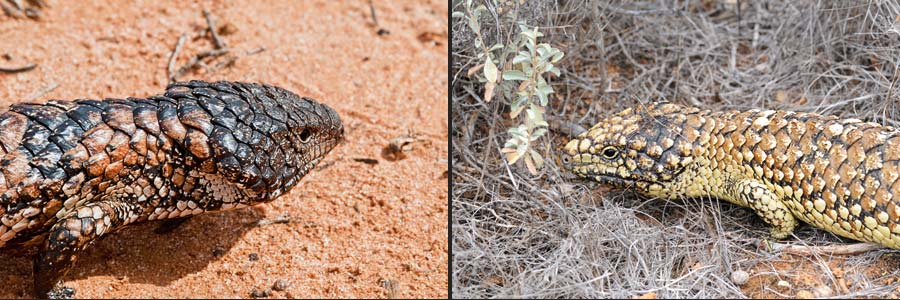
[561, 102, 900, 249]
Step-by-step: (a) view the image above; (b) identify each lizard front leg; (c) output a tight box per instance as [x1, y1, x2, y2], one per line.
[33, 200, 141, 299]
[736, 179, 798, 239]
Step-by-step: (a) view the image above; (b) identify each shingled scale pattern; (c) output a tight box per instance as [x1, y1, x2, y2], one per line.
[561, 102, 900, 251]
[0, 80, 343, 298]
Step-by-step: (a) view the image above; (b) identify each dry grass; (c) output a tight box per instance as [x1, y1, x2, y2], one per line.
[452, 0, 900, 298]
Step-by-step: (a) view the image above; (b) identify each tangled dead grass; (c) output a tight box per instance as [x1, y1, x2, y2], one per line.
[452, 0, 900, 298]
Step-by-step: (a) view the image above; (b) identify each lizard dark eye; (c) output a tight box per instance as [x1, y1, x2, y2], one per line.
[298, 128, 312, 143]
[601, 146, 618, 159]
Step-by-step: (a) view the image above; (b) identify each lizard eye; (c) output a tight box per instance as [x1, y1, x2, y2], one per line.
[298, 128, 312, 143]
[601, 146, 619, 159]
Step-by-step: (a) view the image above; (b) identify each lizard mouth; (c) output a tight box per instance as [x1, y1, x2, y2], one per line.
[592, 171, 673, 188]
[590, 173, 640, 188]
[564, 161, 641, 186]
[568, 162, 686, 189]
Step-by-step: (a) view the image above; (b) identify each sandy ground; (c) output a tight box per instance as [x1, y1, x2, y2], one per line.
[0, 0, 448, 298]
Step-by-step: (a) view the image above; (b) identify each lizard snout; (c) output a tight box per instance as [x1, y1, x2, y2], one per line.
[559, 138, 586, 172]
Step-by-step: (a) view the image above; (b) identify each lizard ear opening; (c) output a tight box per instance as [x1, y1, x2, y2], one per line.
[298, 128, 312, 143]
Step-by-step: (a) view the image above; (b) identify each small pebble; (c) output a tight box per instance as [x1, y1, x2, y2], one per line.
[249, 253, 260, 261]
[730, 270, 750, 286]
[272, 279, 290, 291]
[813, 285, 833, 297]
[249, 288, 270, 298]
[776, 280, 791, 289]
[212, 248, 226, 257]
[24, 8, 40, 19]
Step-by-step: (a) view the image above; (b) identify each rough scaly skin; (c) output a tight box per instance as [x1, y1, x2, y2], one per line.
[0, 80, 343, 298]
[561, 102, 900, 250]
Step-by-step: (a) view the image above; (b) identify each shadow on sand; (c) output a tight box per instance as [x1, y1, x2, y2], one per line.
[0, 207, 265, 298]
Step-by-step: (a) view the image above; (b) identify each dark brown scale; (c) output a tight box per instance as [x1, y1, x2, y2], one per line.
[0, 80, 343, 298]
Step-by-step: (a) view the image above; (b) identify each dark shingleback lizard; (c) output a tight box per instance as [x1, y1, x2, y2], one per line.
[561, 102, 900, 250]
[0, 80, 343, 298]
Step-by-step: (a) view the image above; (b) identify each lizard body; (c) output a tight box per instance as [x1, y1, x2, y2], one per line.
[561, 102, 900, 249]
[0, 80, 343, 297]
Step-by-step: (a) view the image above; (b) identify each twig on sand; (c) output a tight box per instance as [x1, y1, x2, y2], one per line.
[0, 63, 37, 73]
[208, 46, 268, 73]
[368, 0, 379, 27]
[207, 54, 238, 73]
[1, 0, 41, 18]
[170, 48, 230, 82]
[203, 9, 227, 49]
[9, 0, 24, 10]
[0, 1, 22, 18]
[166, 32, 187, 80]
[246, 47, 266, 56]
[26, 81, 58, 102]
[368, 0, 389, 35]
[168, 10, 259, 82]
[257, 215, 293, 226]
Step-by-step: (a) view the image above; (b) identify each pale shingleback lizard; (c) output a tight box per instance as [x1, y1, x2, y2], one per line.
[0, 80, 343, 298]
[561, 102, 900, 250]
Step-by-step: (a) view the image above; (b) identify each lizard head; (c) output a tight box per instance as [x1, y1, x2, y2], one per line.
[266, 93, 345, 196]
[559, 102, 707, 198]
[167, 81, 343, 206]
[228, 84, 345, 201]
